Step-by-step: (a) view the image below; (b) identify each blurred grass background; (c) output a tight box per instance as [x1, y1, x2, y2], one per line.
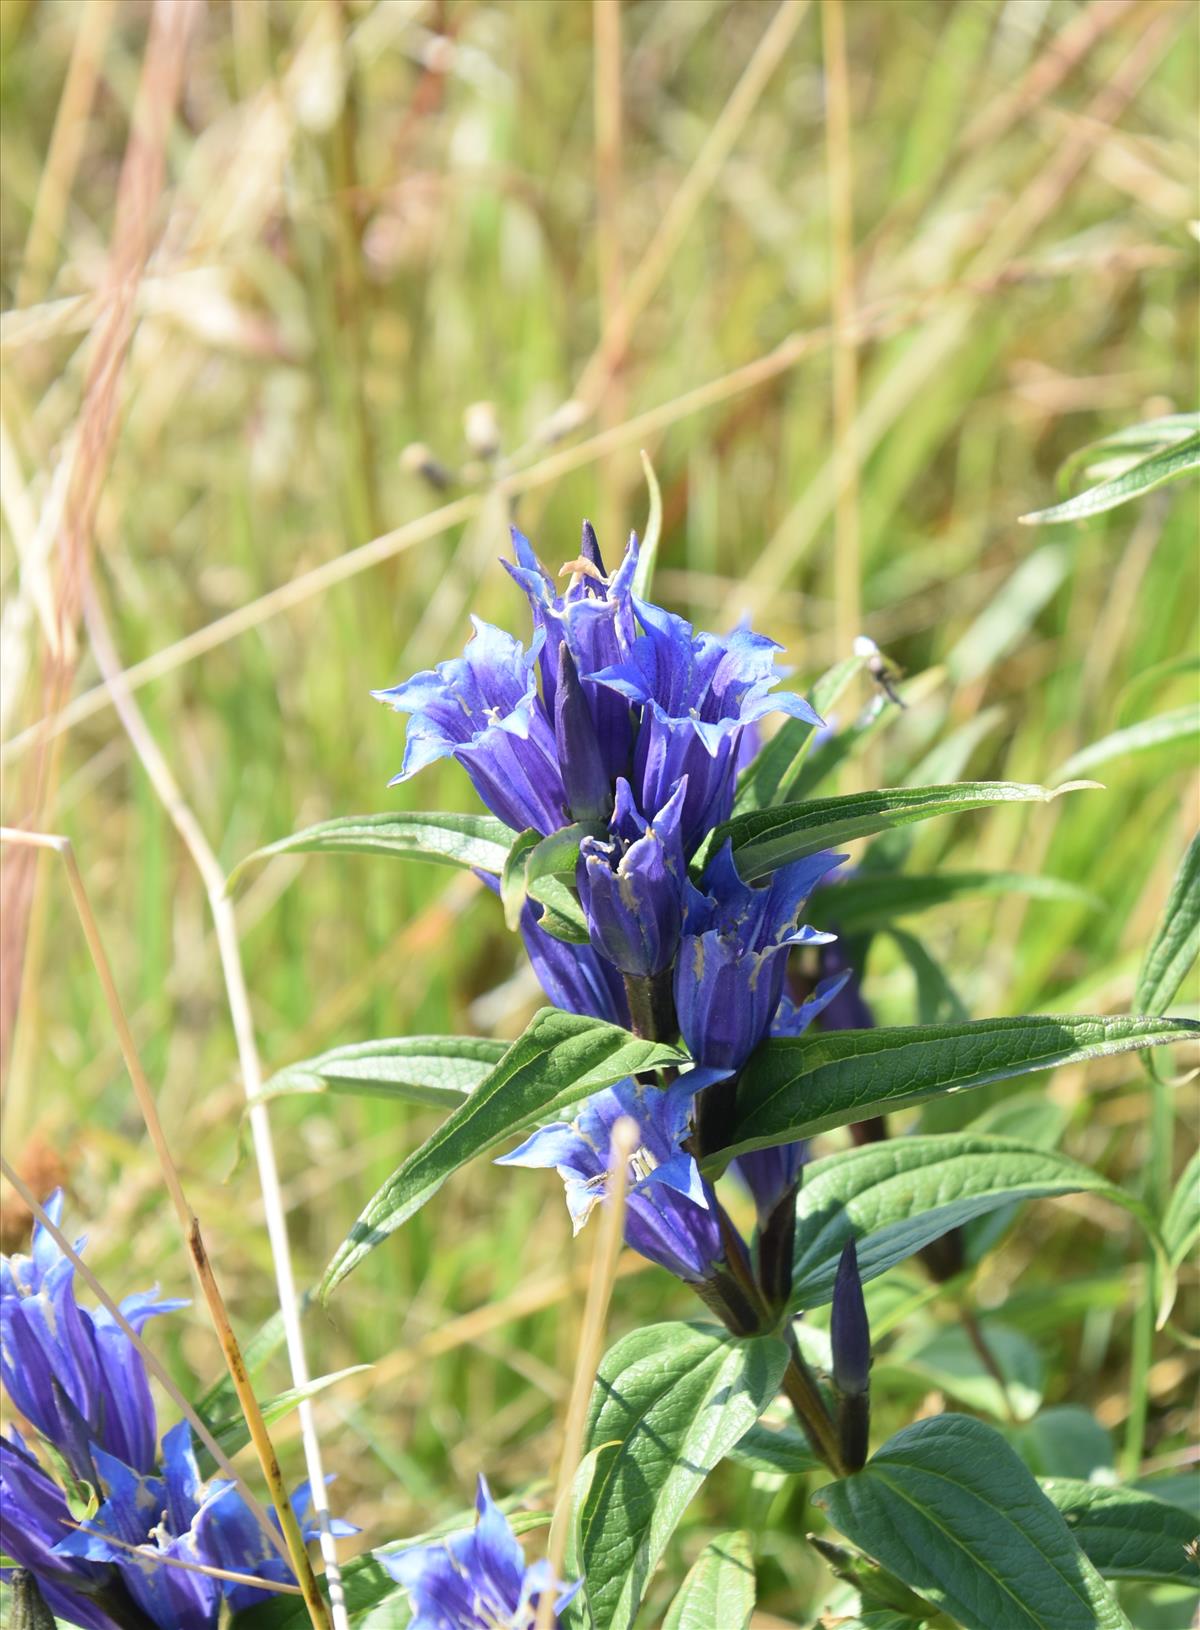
[0, 0, 1197, 1620]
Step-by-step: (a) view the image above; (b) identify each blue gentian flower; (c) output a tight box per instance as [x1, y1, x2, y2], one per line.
[506, 522, 639, 786]
[674, 845, 843, 1074]
[377, 1474, 579, 1630]
[56, 1423, 353, 1630]
[591, 602, 823, 856]
[374, 619, 569, 836]
[733, 974, 852, 1226]
[497, 1079, 725, 1283]
[578, 777, 689, 977]
[0, 1190, 186, 1476]
[0, 1430, 119, 1630]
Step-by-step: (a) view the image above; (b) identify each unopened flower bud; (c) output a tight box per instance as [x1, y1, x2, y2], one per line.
[831, 1237, 871, 1398]
[555, 644, 612, 825]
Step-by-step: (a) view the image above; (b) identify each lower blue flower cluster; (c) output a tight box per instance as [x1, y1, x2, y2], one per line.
[0, 1193, 349, 1630]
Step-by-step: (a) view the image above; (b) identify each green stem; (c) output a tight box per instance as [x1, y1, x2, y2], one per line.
[1122, 1071, 1173, 1476]
[622, 969, 676, 1042]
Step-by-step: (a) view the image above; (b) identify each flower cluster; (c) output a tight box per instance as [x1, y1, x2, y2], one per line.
[377, 524, 860, 1313]
[0, 1192, 343, 1630]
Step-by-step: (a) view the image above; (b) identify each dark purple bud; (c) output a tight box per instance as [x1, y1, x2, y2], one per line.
[831, 1237, 871, 1398]
[579, 518, 606, 578]
[554, 643, 612, 824]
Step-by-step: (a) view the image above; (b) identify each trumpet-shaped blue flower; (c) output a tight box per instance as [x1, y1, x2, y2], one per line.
[0, 1191, 186, 1477]
[0, 1430, 120, 1630]
[374, 619, 568, 836]
[733, 974, 853, 1225]
[674, 845, 843, 1074]
[497, 1079, 725, 1283]
[506, 522, 639, 785]
[592, 603, 823, 856]
[378, 1474, 579, 1630]
[55, 1423, 353, 1630]
[578, 778, 689, 978]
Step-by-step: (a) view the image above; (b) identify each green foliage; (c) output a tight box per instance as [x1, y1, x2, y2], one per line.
[321, 1010, 684, 1296]
[261, 1036, 509, 1108]
[816, 1414, 1133, 1630]
[660, 1531, 756, 1630]
[1021, 416, 1200, 525]
[568, 1322, 787, 1630]
[714, 780, 1099, 881]
[720, 1014, 1198, 1159]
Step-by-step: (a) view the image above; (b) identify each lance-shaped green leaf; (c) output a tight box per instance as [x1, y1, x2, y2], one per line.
[1039, 1479, 1200, 1586]
[712, 781, 1096, 882]
[1053, 705, 1199, 785]
[1163, 1148, 1200, 1271]
[714, 1013, 1200, 1165]
[815, 1414, 1133, 1630]
[501, 827, 589, 943]
[824, 870, 1101, 932]
[1020, 429, 1200, 524]
[227, 809, 513, 891]
[660, 1532, 756, 1630]
[1135, 831, 1200, 1018]
[788, 1134, 1170, 1315]
[321, 1010, 684, 1298]
[260, 1036, 509, 1109]
[574, 1322, 787, 1630]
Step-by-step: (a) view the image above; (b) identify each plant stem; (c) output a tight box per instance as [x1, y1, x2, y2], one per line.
[783, 1329, 847, 1475]
[622, 969, 676, 1041]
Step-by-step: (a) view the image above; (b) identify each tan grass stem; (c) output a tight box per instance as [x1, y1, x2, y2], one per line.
[59, 1525, 304, 1597]
[536, 1115, 640, 1629]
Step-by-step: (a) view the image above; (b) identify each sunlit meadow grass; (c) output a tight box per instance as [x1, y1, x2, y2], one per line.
[0, 1, 1196, 1622]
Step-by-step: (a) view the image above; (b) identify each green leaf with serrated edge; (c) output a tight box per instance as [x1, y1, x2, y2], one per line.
[732, 653, 866, 815]
[1007, 1407, 1115, 1482]
[878, 1321, 1044, 1422]
[260, 1036, 509, 1110]
[660, 1531, 756, 1630]
[197, 1367, 370, 1476]
[824, 870, 1101, 932]
[1039, 1480, 1200, 1586]
[787, 1134, 1170, 1314]
[725, 1420, 819, 1476]
[1163, 1148, 1200, 1270]
[1053, 706, 1199, 785]
[712, 1013, 1200, 1165]
[815, 1414, 1133, 1630]
[321, 1011, 684, 1298]
[711, 781, 1097, 882]
[630, 449, 663, 601]
[574, 1322, 787, 1630]
[1020, 430, 1200, 524]
[1137, 832, 1200, 1019]
[227, 809, 513, 893]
